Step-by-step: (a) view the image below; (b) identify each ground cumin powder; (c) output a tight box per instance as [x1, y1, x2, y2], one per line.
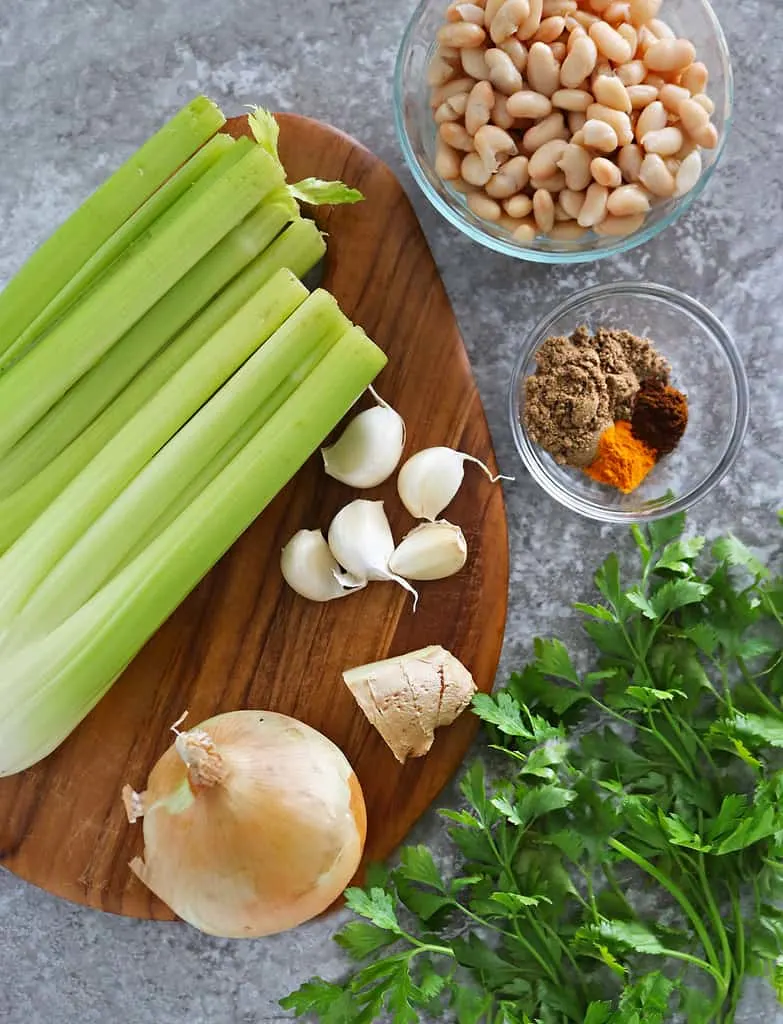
[523, 326, 670, 467]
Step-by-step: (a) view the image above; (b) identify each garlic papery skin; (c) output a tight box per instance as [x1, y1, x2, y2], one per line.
[321, 387, 405, 488]
[122, 710, 367, 938]
[327, 499, 418, 604]
[343, 646, 477, 763]
[281, 529, 365, 602]
[396, 447, 512, 521]
[388, 521, 467, 581]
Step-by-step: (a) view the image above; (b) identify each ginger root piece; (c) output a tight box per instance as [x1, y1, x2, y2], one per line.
[342, 646, 477, 763]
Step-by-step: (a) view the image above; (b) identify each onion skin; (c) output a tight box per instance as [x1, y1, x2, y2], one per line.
[123, 710, 366, 938]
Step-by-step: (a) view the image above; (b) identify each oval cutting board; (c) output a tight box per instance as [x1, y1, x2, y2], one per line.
[0, 114, 509, 919]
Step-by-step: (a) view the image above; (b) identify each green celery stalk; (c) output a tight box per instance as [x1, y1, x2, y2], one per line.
[0, 324, 386, 776]
[11, 288, 348, 641]
[0, 143, 284, 460]
[3, 133, 239, 368]
[0, 97, 225, 359]
[0, 269, 312, 628]
[0, 193, 303, 499]
[0, 208, 325, 550]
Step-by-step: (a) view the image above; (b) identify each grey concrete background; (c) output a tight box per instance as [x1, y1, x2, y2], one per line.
[0, 0, 780, 1020]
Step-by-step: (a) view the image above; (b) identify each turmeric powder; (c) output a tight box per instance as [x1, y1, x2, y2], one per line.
[584, 421, 656, 494]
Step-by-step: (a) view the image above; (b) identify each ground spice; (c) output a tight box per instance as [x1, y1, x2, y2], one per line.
[631, 378, 689, 456]
[584, 420, 657, 494]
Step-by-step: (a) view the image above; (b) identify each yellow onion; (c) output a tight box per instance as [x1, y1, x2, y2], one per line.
[122, 709, 366, 938]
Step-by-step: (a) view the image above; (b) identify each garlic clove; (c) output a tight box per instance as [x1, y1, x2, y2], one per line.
[321, 387, 406, 488]
[327, 499, 419, 606]
[281, 529, 365, 602]
[388, 520, 467, 581]
[396, 446, 513, 521]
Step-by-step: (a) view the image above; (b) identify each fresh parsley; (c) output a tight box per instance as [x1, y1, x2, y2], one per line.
[282, 513, 783, 1023]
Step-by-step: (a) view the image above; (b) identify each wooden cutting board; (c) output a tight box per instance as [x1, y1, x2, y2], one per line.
[0, 113, 509, 920]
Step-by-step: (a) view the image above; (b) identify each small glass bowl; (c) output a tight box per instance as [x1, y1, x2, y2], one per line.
[394, 0, 733, 264]
[508, 283, 749, 522]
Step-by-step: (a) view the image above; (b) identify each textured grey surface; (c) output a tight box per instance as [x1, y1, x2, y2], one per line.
[0, 0, 781, 1021]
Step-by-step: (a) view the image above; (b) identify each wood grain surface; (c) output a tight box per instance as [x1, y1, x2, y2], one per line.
[0, 113, 509, 920]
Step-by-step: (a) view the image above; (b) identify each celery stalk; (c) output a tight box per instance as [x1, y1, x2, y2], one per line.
[12, 292, 348, 640]
[0, 325, 386, 776]
[0, 206, 325, 550]
[0, 97, 225, 359]
[3, 134, 239, 368]
[0, 269, 316, 627]
[0, 144, 285, 460]
[0, 194, 302, 499]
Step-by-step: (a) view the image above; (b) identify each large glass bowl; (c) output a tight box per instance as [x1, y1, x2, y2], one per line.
[394, 0, 733, 264]
[509, 283, 749, 522]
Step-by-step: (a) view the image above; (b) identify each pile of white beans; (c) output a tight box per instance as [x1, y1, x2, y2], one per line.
[428, 0, 718, 243]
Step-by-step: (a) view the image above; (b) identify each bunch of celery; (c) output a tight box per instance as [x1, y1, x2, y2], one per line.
[0, 98, 385, 776]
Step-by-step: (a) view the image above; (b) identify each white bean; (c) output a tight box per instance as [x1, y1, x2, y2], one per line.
[606, 183, 650, 215]
[550, 41, 567, 62]
[435, 93, 470, 123]
[517, 0, 543, 39]
[461, 47, 491, 79]
[527, 41, 562, 96]
[586, 104, 633, 146]
[617, 24, 638, 56]
[603, 1, 631, 24]
[695, 121, 718, 149]
[627, 84, 659, 108]
[542, 0, 576, 13]
[638, 152, 675, 196]
[637, 26, 658, 54]
[644, 38, 696, 73]
[428, 56, 459, 87]
[559, 188, 586, 218]
[560, 34, 598, 89]
[692, 93, 716, 115]
[490, 0, 530, 43]
[549, 220, 588, 239]
[451, 176, 478, 193]
[674, 148, 702, 197]
[557, 142, 594, 190]
[591, 61, 613, 90]
[452, 2, 487, 23]
[485, 48, 524, 94]
[438, 22, 487, 47]
[504, 193, 534, 217]
[533, 15, 566, 42]
[431, 77, 476, 107]
[554, 201, 575, 221]
[641, 125, 683, 156]
[465, 81, 495, 134]
[507, 89, 553, 119]
[594, 212, 646, 235]
[474, 123, 518, 170]
[435, 139, 462, 179]
[484, 0, 507, 27]
[485, 154, 530, 196]
[681, 62, 709, 94]
[438, 46, 462, 63]
[499, 37, 528, 71]
[467, 192, 503, 220]
[593, 75, 632, 113]
[440, 121, 477, 152]
[529, 138, 570, 178]
[571, 9, 600, 28]
[648, 18, 676, 39]
[678, 97, 710, 138]
[591, 156, 622, 187]
[616, 61, 646, 87]
[570, 129, 587, 146]
[552, 88, 593, 111]
[522, 111, 568, 152]
[589, 21, 633, 64]
[644, 72, 666, 90]
[533, 189, 556, 232]
[461, 151, 493, 185]
[568, 110, 587, 133]
[589, 0, 614, 11]
[618, 142, 643, 181]
[531, 170, 568, 191]
[635, 99, 666, 141]
[577, 182, 609, 227]
[512, 219, 538, 243]
[492, 93, 516, 128]
[582, 118, 618, 153]
[628, 0, 661, 27]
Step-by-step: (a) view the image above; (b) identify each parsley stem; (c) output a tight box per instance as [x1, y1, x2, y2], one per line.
[737, 656, 782, 717]
[646, 710, 695, 780]
[696, 853, 735, 980]
[608, 838, 727, 992]
[455, 903, 559, 984]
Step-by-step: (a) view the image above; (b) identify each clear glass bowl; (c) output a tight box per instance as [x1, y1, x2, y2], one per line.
[508, 283, 749, 522]
[394, 0, 733, 264]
